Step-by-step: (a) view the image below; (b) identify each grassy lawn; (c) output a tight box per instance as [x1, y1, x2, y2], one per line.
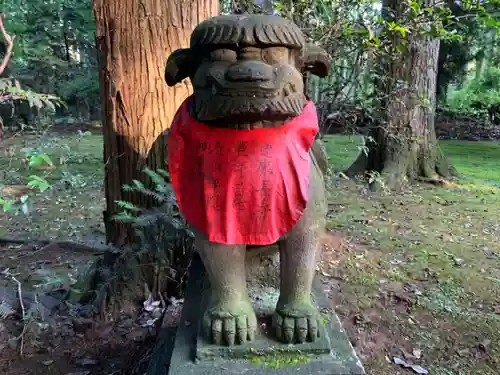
[1, 132, 499, 374]
[321, 135, 500, 374]
[0, 133, 105, 239]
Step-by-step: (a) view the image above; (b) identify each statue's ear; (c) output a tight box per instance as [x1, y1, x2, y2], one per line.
[302, 43, 332, 78]
[165, 48, 196, 86]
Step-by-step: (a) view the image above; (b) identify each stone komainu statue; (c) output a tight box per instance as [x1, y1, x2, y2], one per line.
[165, 14, 332, 347]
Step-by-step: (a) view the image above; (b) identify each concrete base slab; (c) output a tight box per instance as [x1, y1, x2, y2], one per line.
[149, 253, 365, 375]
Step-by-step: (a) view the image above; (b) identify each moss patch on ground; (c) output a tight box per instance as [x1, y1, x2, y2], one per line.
[321, 135, 500, 375]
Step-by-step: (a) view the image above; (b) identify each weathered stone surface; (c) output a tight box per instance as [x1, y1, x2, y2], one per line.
[165, 12, 335, 348]
[149, 254, 365, 375]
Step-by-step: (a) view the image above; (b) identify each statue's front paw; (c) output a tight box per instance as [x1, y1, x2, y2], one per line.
[203, 298, 257, 346]
[272, 300, 320, 344]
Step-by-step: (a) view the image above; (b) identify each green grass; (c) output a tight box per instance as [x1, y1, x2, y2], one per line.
[323, 134, 500, 184]
[2, 133, 104, 184]
[322, 134, 363, 169]
[442, 141, 500, 183]
[321, 135, 500, 375]
[0, 133, 104, 238]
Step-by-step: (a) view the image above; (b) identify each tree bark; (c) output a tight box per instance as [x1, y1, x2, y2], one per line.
[94, 0, 219, 246]
[346, 0, 457, 190]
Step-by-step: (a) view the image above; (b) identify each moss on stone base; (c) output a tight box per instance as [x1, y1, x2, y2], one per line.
[245, 348, 312, 369]
[321, 312, 331, 326]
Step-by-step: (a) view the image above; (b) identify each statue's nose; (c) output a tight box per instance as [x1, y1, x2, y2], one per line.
[225, 61, 273, 82]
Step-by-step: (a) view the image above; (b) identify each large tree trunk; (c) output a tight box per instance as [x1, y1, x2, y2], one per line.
[346, 0, 457, 190]
[94, 0, 219, 246]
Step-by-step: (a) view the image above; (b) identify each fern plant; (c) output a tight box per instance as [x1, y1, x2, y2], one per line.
[113, 167, 179, 222]
[90, 167, 196, 305]
[114, 167, 194, 268]
[0, 300, 15, 320]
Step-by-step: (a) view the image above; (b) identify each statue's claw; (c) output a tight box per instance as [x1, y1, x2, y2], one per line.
[272, 300, 320, 344]
[203, 298, 257, 346]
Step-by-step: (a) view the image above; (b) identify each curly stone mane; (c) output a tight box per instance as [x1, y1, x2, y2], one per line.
[190, 14, 305, 50]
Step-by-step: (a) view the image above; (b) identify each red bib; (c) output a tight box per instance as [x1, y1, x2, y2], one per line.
[167, 98, 318, 245]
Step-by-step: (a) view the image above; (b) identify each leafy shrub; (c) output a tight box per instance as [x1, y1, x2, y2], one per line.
[0, 150, 52, 215]
[0, 78, 65, 132]
[445, 67, 500, 122]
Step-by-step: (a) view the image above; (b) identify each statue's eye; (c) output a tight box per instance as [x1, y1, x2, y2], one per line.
[262, 47, 290, 65]
[210, 49, 237, 62]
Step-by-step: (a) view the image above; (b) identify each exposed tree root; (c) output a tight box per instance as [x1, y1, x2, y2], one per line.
[73, 209, 196, 318]
[345, 143, 458, 192]
[75, 248, 192, 319]
[72, 247, 147, 318]
[0, 237, 107, 254]
[0, 237, 174, 318]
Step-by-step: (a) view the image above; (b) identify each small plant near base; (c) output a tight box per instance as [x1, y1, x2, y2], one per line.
[76, 167, 195, 315]
[114, 168, 194, 273]
[0, 150, 53, 215]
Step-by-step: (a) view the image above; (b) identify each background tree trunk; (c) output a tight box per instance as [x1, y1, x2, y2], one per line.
[346, 0, 457, 189]
[94, 0, 219, 246]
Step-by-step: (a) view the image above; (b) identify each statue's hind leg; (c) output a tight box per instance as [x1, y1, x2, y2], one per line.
[193, 229, 257, 346]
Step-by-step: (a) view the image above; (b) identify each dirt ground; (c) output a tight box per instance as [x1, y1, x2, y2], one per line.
[1, 129, 499, 375]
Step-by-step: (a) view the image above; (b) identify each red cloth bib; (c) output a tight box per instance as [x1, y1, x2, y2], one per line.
[167, 98, 319, 245]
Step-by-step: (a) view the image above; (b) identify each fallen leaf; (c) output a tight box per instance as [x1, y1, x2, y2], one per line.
[393, 356, 429, 374]
[411, 365, 429, 374]
[76, 358, 97, 366]
[97, 323, 114, 338]
[393, 357, 406, 366]
[453, 257, 464, 266]
[143, 294, 161, 312]
[141, 318, 158, 327]
[412, 349, 422, 359]
[478, 338, 491, 352]
[1, 185, 36, 198]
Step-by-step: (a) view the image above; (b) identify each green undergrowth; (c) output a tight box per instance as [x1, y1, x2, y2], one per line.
[0, 132, 104, 238]
[323, 135, 500, 374]
[1, 133, 104, 185]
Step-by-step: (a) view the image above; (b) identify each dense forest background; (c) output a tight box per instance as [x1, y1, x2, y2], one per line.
[0, 0, 499, 133]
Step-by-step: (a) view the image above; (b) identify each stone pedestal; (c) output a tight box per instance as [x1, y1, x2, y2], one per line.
[148, 252, 365, 375]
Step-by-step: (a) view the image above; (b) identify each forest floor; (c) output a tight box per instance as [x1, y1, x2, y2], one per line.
[322, 136, 500, 375]
[0, 129, 499, 375]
